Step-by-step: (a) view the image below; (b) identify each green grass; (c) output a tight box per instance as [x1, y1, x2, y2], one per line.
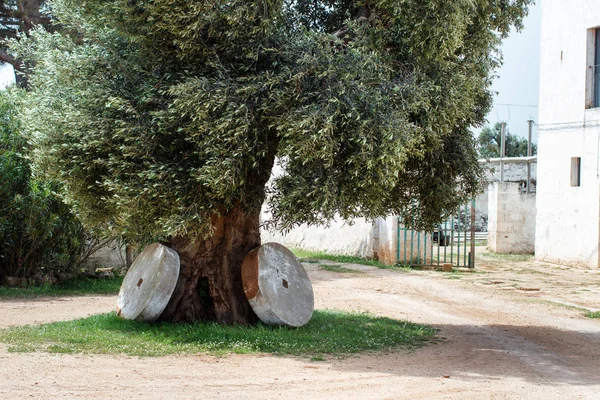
[292, 249, 387, 268]
[319, 264, 364, 274]
[585, 311, 600, 319]
[477, 252, 535, 262]
[0, 310, 435, 357]
[528, 300, 600, 319]
[0, 276, 123, 298]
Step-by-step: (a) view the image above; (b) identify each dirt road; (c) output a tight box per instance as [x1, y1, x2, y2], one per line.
[1, 256, 599, 399]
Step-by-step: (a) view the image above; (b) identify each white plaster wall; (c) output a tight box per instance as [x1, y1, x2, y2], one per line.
[260, 212, 375, 259]
[536, 1, 600, 267]
[539, 1, 600, 124]
[374, 216, 399, 265]
[488, 182, 536, 254]
[260, 209, 402, 265]
[535, 126, 600, 267]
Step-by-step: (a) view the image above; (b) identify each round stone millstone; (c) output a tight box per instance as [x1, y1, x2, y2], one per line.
[242, 242, 314, 327]
[116, 243, 180, 323]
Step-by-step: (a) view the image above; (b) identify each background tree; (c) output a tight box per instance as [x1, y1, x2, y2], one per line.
[477, 122, 537, 158]
[0, 0, 51, 87]
[14, 0, 532, 324]
[0, 90, 87, 282]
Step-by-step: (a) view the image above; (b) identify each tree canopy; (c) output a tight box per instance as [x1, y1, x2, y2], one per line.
[14, 0, 533, 244]
[0, 0, 51, 86]
[477, 122, 537, 158]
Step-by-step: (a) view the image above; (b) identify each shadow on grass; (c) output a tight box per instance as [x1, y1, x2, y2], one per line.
[0, 310, 435, 357]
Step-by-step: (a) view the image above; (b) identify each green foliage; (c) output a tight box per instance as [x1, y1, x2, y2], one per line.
[0, 90, 87, 281]
[477, 122, 537, 158]
[0, 310, 435, 356]
[0, 276, 123, 298]
[12, 0, 532, 244]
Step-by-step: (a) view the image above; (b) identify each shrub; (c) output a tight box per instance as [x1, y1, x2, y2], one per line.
[0, 90, 87, 283]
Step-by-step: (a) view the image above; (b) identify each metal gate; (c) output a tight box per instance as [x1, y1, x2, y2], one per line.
[396, 200, 477, 268]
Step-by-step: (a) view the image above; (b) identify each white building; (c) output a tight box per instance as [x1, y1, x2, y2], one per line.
[536, 1, 600, 267]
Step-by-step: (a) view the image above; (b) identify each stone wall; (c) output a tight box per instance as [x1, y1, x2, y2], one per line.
[487, 182, 536, 254]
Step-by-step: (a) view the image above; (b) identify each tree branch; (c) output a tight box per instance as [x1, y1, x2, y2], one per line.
[0, 48, 18, 69]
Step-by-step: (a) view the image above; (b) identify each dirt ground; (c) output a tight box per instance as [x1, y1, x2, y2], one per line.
[1, 251, 599, 399]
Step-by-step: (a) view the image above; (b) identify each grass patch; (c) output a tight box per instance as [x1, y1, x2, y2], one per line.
[585, 311, 600, 319]
[477, 252, 535, 262]
[0, 310, 435, 357]
[292, 249, 386, 268]
[319, 264, 364, 274]
[528, 299, 599, 319]
[0, 277, 123, 298]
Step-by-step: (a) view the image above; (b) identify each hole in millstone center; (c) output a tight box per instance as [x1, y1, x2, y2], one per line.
[137, 278, 143, 287]
[282, 279, 289, 288]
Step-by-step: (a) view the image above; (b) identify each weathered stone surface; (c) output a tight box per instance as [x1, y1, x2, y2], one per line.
[116, 243, 180, 323]
[242, 242, 314, 327]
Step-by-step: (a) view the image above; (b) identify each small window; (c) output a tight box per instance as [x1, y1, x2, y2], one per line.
[571, 157, 581, 187]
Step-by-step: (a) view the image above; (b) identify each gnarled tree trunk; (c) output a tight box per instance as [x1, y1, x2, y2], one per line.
[160, 208, 261, 325]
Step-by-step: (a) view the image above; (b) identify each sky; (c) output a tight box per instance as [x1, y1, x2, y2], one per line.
[0, 3, 542, 140]
[483, 1, 542, 141]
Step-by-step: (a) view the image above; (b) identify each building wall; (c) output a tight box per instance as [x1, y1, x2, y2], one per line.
[536, 1, 600, 267]
[477, 160, 537, 232]
[260, 215, 376, 259]
[260, 210, 401, 265]
[483, 161, 537, 184]
[488, 182, 536, 254]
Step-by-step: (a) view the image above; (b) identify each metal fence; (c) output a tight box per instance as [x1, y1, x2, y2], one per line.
[396, 200, 478, 268]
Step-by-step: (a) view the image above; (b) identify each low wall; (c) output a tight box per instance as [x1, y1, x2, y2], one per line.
[487, 182, 536, 254]
[260, 216, 376, 259]
[260, 211, 400, 265]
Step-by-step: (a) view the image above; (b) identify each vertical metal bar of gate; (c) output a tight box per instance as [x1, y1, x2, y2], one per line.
[457, 212, 461, 267]
[410, 229, 414, 265]
[403, 225, 408, 265]
[423, 233, 427, 265]
[450, 216, 455, 265]
[463, 203, 468, 267]
[396, 218, 400, 262]
[395, 197, 476, 268]
[417, 231, 421, 264]
[469, 199, 476, 268]
[441, 221, 445, 262]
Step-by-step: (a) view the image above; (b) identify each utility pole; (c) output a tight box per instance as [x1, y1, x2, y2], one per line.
[500, 122, 507, 183]
[527, 120, 534, 193]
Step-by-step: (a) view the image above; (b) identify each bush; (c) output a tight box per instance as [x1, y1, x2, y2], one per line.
[0, 90, 87, 283]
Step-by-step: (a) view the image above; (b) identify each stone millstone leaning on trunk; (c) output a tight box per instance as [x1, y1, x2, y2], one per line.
[116, 243, 180, 322]
[242, 242, 314, 327]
